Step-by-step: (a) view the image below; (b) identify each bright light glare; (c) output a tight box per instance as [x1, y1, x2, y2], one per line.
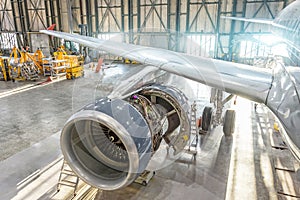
[98, 33, 123, 42]
[254, 35, 289, 57]
[253, 35, 283, 46]
[240, 34, 289, 58]
[272, 44, 289, 57]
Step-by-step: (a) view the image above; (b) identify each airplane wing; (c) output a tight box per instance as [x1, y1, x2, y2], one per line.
[40, 30, 272, 104]
[221, 16, 273, 25]
[221, 16, 290, 31]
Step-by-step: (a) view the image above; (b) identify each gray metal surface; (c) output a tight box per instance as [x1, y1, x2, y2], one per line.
[266, 63, 300, 161]
[273, 0, 300, 54]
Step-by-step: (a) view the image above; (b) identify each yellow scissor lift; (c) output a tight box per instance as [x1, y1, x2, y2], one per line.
[64, 55, 84, 80]
[54, 46, 84, 80]
[0, 57, 11, 81]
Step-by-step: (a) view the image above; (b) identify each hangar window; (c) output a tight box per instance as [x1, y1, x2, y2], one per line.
[0, 33, 18, 49]
[239, 40, 271, 58]
[98, 33, 123, 42]
[239, 35, 288, 58]
[185, 34, 216, 57]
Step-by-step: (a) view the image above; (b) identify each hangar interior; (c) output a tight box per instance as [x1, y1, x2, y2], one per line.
[0, 0, 299, 199]
[1, 0, 293, 61]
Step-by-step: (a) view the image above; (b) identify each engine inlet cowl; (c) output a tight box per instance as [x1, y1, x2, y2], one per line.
[60, 98, 152, 190]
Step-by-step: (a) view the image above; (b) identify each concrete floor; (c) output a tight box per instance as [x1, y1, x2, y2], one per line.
[0, 63, 298, 200]
[0, 64, 124, 161]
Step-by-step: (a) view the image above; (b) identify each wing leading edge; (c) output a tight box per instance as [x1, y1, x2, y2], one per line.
[40, 30, 272, 104]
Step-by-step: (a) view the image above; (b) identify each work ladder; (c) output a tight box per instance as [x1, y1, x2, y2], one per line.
[185, 102, 199, 159]
[190, 102, 198, 138]
[57, 159, 79, 196]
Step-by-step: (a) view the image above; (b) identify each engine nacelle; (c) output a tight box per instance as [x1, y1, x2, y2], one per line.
[60, 84, 191, 190]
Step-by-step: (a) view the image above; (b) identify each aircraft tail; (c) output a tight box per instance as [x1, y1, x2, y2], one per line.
[47, 24, 56, 30]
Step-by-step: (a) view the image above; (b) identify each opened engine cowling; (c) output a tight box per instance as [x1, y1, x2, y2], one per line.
[60, 84, 191, 190]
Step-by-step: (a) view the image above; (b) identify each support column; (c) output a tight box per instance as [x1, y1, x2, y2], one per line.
[85, 0, 92, 36]
[128, 0, 133, 43]
[175, 0, 181, 52]
[228, 0, 238, 61]
[67, 0, 73, 33]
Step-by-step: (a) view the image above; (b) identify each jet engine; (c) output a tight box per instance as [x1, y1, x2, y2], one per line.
[60, 84, 191, 190]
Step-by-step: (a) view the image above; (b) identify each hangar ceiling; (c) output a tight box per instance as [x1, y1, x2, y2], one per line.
[0, 0, 294, 62]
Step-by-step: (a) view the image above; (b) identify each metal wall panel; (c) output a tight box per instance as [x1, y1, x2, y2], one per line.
[0, 0, 294, 59]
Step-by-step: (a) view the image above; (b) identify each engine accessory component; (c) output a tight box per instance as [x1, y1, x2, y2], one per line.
[223, 109, 236, 136]
[202, 106, 213, 131]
